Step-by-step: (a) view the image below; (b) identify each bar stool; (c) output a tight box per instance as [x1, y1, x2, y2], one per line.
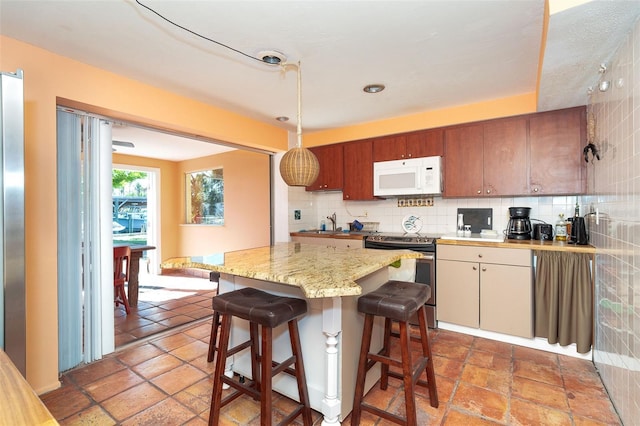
[351, 280, 438, 426]
[208, 287, 313, 426]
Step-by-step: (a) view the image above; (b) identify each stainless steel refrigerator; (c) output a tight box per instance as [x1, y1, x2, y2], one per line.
[0, 69, 26, 375]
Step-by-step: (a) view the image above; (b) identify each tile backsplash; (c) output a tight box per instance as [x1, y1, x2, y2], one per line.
[288, 187, 580, 237]
[582, 17, 640, 426]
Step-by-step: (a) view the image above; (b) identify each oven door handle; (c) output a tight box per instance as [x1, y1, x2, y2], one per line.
[417, 253, 435, 261]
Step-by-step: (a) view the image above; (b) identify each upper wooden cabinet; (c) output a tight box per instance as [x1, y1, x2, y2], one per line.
[407, 129, 444, 158]
[373, 134, 407, 162]
[306, 106, 586, 198]
[305, 144, 344, 191]
[343, 139, 376, 201]
[443, 124, 484, 197]
[444, 107, 585, 197]
[529, 106, 586, 195]
[483, 117, 528, 195]
[444, 118, 527, 197]
[372, 129, 443, 162]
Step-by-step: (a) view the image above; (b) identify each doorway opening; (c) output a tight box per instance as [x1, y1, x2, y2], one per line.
[57, 102, 273, 364]
[112, 166, 214, 348]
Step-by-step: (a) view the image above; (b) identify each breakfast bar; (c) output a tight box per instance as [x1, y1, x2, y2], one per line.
[162, 242, 424, 425]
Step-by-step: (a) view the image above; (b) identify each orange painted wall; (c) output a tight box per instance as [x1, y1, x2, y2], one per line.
[113, 149, 270, 261]
[304, 92, 537, 146]
[177, 150, 271, 256]
[0, 35, 286, 393]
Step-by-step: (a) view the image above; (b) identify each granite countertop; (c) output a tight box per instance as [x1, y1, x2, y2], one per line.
[289, 231, 373, 240]
[161, 242, 424, 298]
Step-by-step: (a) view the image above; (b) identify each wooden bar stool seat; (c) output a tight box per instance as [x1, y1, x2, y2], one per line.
[351, 280, 438, 426]
[208, 287, 313, 426]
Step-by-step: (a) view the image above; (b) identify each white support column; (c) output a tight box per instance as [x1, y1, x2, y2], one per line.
[321, 296, 342, 425]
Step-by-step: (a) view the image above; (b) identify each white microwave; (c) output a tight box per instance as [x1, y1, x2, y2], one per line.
[373, 156, 443, 197]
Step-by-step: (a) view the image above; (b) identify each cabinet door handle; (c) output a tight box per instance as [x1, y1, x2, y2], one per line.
[472, 266, 478, 271]
[477, 189, 482, 194]
[533, 187, 539, 193]
[482, 267, 487, 272]
[486, 189, 491, 194]
[478, 254, 483, 258]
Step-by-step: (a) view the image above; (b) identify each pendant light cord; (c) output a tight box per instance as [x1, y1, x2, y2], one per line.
[135, 0, 304, 147]
[296, 62, 302, 148]
[135, 0, 267, 65]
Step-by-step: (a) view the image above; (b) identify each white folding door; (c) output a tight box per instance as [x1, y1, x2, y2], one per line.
[57, 108, 114, 371]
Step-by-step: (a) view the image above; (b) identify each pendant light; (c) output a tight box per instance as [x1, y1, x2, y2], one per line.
[279, 62, 320, 187]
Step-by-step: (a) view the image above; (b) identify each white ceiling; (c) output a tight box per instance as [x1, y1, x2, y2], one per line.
[2, 0, 639, 161]
[111, 123, 236, 161]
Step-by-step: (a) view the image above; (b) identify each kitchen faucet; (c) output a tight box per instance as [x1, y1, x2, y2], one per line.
[327, 212, 337, 231]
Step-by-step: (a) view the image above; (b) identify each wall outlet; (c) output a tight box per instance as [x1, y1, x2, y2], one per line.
[294, 209, 301, 220]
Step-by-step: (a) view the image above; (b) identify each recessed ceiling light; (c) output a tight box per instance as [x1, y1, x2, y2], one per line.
[258, 50, 287, 65]
[276, 116, 289, 122]
[363, 84, 385, 94]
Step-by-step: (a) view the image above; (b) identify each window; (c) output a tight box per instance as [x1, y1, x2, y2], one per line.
[186, 168, 224, 225]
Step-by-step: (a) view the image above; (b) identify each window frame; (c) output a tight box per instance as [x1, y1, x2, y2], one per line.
[185, 167, 224, 225]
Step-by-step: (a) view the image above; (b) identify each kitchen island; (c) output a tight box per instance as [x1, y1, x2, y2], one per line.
[162, 242, 424, 425]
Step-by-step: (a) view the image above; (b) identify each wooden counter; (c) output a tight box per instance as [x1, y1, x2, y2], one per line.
[436, 238, 596, 254]
[290, 231, 596, 254]
[0, 349, 58, 425]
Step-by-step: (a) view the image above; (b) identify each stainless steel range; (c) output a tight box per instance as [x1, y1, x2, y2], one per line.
[364, 233, 437, 328]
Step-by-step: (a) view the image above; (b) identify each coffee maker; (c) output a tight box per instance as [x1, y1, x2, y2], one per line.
[507, 207, 532, 240]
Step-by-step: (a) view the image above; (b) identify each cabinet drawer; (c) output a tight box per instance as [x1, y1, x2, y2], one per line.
[437, 245, 531, 266]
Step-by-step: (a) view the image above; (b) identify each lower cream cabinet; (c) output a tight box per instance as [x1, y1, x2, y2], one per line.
[437, 245, 533, 338]
[291, 235, 363, 249]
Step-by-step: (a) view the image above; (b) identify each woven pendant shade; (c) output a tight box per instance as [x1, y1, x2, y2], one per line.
[279, 61, 320, 186]
[280, 147, 320, 186]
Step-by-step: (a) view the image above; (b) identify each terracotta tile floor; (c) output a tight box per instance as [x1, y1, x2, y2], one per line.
[42, 318, 621, 426]
[115, 270, 217, 348]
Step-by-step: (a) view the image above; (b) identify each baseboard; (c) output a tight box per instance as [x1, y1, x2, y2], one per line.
[437, 321, 592, 360]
